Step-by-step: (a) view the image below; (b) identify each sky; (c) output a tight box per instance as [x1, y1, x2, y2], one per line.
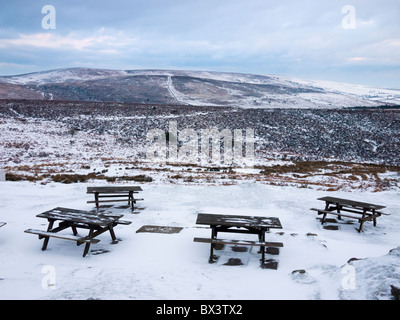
[0, 0, 399, 88]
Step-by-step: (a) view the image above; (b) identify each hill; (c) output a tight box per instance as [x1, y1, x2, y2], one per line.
[1, 68, 399, 108]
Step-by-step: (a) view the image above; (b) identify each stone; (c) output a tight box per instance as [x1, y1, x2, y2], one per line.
[323, 225, 339, 230]
[391, 285, 400, 300]
[223, 258, 243, 266]
[261, 259, 278, 270]
[292, 269, 306, 275]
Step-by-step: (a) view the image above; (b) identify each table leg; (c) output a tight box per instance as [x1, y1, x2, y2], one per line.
[258, 229, 267, 264]
[108, 224, 116, 242]
[41, 219, 55, 251]
[95, 192, 99, 209]
[358, 209, 367, 233]
[128, 191, 132, 207]
[321, 201, 331, 224]
[209, 226, 217, 263]
[336, 204, 342, 220]
[83, 227, 95, 257]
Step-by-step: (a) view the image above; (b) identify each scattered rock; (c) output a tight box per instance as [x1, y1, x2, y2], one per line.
[292, 269, 306, 275]
[306, 232, 317, 237]
[223, 258, 243, 266]
[265, 247, 280, 255]
[391, 285, 400, 300]
[261, 259, 278, 270]
[323, 225, 339, 230]
[231, 246, 248, 253]
[91, 249, 110, 255]
[347, 257, 363, 263]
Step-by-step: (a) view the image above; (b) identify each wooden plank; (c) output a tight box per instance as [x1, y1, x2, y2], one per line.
[36, 207, 123, 226]
[196, 213, 282, 229]
[24, 229, 100, 243]
[193, 237, 284, 248]
[87, 186, 143, 193]
[311, 208, 379, 221]
[116, 220, 132, 225]
[317, 196, 386, 210]
[87, 199, 132, 204]
[87, 198, 144, 204]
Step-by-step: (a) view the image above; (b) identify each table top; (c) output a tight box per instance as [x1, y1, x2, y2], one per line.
[196, 213, 282, 229]
[37, 207, 123, 226]
[317, 196, 386, 210]
[87, 186, 143, 193]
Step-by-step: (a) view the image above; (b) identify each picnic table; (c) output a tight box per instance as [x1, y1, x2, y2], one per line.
[194, 213, 283, 266]
[87, 186, 143, 209]
[24, 207, 131, 257]
[311, 196, 388, 232]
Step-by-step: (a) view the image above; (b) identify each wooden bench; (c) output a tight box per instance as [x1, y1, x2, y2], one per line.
[311, 207, 385, 232]
[24, 229, 101, 245]
[311, 208, 366, 221]
[193, 237, 283, 264]
[87, 186, 143, 210]
[87, 198, 144, 205]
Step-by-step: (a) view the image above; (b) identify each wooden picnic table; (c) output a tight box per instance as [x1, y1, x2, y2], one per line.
[87, 186, 143, 209]
[194, 213, 283, 265]
[311, 196, 388, 232]
[25, 207, 131, 257]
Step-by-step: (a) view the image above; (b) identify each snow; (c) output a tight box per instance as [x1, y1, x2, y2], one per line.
[0, 180, 399, 300]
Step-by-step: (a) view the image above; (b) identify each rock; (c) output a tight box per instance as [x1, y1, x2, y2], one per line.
[347, 257, 362, 263]
[391, 285, 400, 300]
[292, 269, 306, 275]
[266, 247, 280, 255]
[323, 225, 339, 230]
[261, 259, 278, 270]
[223, 258, 243, 266]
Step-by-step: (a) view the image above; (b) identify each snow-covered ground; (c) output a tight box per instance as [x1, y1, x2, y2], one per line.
[0, 180, 399, 300]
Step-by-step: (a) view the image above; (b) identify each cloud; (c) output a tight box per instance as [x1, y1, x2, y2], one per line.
[0, 0, 399, 87]
[0, 31, 129, 51]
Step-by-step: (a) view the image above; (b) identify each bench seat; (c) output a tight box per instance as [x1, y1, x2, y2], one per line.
[24, 229, 100, 244]
[193, 237, 283, 248]
[87, 198, 144, 204]
[310, 208, 365, 220]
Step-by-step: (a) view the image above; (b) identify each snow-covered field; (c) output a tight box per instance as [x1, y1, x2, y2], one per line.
[0, 180, 399, 300]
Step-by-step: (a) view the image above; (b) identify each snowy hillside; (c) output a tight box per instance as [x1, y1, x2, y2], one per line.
[0, 68, 399, 108]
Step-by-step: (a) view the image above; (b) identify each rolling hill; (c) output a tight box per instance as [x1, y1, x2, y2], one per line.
[1, 68, 399, 108]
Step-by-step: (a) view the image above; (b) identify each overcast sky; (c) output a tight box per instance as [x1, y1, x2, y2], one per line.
[0, 0, 399, 88]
